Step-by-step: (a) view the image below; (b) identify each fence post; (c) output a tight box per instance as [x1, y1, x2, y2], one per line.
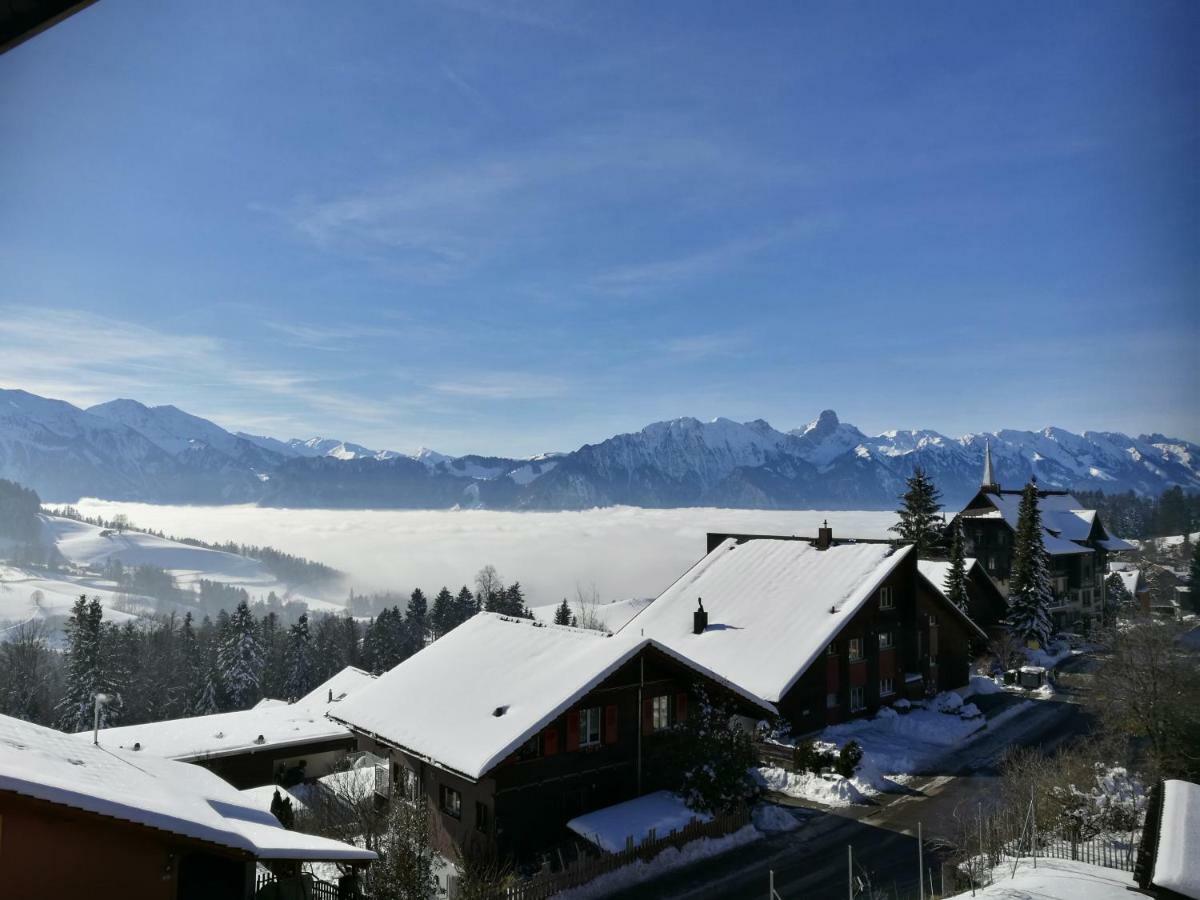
[918, 822, 925, 900]
[848, 845, 854, 900]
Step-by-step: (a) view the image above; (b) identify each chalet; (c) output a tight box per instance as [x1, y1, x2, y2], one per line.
[917, 557, 1009, 638]
[0, 713, 374, 900]
[329, 613, 774, 864]
[622, 525, 987, 736]
[952, 442, 1134, 632]
[84, 666, 375, 789]
[1134, 779, 1200, 900]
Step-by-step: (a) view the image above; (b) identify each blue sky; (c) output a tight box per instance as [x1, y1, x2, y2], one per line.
[1, 0, 1196, 455]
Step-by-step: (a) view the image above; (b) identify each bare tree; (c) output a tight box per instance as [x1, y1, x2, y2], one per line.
[573, 582, 606, 631]
[474, 565, 503, 611]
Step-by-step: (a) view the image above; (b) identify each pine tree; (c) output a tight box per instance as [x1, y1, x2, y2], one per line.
[219, 600, 263, 709]
[1007, 481, 1054, 647]
[193, 616, 224, 714]
[430, 587, 454, 638]
[454, 586, 477, 627]
[55, 595, 105, 732]
[502, 582, 529, 618]
[1104, 571, 1132, 623]
[258, 611, 286, 700]
[889, 468, 945, 557]
[270, 789, 296, 830]
[554, 599, 572, 626]
[284, 614, 317, 701]
[944, 519, 969, 613]
[404, 588, 429, 652]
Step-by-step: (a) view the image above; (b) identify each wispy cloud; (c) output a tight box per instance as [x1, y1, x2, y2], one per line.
[429, 372, 569, 400]
[655, 333, 749, 362]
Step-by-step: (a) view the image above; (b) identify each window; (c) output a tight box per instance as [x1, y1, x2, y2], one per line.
[850, 686, 866, 712]
[880, 677, 895, 697]
[878, 631, 893, 650]
[826, 692, 839, 709]
[516, 733, 541, 761]
[848, 638, 863, 661]
[439, 784, 461, 818]
[579, 707, 602, 748]
[826, 642, 837, 656]
[879, 587, 894, 610]
[475, 801, 489, 834]
[987, 556, 997, 572]
[651, 695, 671, 731]
[401, 767, 419, 802]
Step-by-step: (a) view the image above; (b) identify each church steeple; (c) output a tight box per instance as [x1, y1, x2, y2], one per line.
[981, 438, 999, 494]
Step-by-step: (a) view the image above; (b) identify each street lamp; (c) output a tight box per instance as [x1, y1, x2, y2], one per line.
[92, 693, 111, 745]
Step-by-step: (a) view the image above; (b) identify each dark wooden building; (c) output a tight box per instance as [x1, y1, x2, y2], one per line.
[626, 524, 987, 737]
[331, 613, 774, 864]
[918, 557, 1010, 638]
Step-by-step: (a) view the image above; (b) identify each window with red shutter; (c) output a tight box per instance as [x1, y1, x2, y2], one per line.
[543, 726, 559, 756]
[566, 708, 580, 751]
[642, 697, 654, 735]
[604, 704, 618, 744]
[675, 692, 688, 723]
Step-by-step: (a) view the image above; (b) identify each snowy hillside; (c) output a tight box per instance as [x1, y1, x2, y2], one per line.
[0, 514, 343, 632]
[529, 596, 653, 632]
[1, 388, 1197, 509]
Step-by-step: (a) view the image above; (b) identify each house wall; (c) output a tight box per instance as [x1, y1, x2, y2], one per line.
[190, 735, 358, 789]
[778, 549, 917, 735]
[355, 646, 761, 864]
[0, 790, 252, 900]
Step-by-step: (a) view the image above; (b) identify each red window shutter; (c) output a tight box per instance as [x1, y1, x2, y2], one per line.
[675, 692, 688, 723]
[604, 704, 618, 744]
[566, 709, 580, 752]
[642, 698, 654, 735]
[543, 726, 559, 756]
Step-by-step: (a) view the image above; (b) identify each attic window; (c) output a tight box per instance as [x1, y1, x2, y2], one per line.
[492, 705, 509, 718]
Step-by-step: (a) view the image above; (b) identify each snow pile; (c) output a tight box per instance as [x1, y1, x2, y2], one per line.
[553, 825, 761, 900]
[566, 791, 712, 853]
[755, 764, 873, 807]
[946, 857, 1134, 900]
[965, 674, 1004, 696]
[936, 692, 964, 713]
[752, 803, 802, 833]
[1024, 641, 1074, 669]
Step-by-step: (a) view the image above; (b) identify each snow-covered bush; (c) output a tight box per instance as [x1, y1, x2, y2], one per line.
[663, 684, 760, 815]
[935, 692, 964, 713]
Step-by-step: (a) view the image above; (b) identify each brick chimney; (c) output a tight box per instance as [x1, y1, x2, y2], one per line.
[816, 520, 833, 550]
[693, 598, 708, 635]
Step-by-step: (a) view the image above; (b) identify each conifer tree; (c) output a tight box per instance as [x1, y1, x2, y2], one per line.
[193, 615, 224, 714]
[1007, 481, 1054, 647]
[55, 596, 105, 732]
[889, 468, 945, 557]
[430, 587, 454, 638]
[270, 789, 296, 831]
[554, 599, 572, 625]
[944, 519, 969, 613]
[219, 600, 263, 709]
[284, 614, 317, 701]
[405, 588, 429, 652]
[1104, 571, 1131, 624]
[454, 585, 477, 626]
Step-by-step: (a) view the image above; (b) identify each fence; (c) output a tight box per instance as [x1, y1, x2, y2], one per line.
[456, 805, 751, 900]
[755, 740, 797, 771]
[253, 871, 343, 899]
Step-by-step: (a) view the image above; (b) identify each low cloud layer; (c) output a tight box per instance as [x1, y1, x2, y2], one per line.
[73, 503, 898, 608]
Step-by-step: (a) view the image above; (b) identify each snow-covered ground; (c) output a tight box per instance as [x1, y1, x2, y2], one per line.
[529, 596, 653, 632]
[0, 513, 344, 630]
[946, 858, 1135, 900]
[72, 501, 899, 608]
[758, 685, 1032, 807]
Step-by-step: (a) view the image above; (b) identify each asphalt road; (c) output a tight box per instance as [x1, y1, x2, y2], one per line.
[606, 690, 1093, 900]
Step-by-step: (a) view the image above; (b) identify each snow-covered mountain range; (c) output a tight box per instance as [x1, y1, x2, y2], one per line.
[1, 389, 1196, 510]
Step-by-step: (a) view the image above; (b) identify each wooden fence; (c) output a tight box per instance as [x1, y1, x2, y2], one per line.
[755, 740, 797, 772]
[459, 805, 751, 900]
[254, 871, 343, 899]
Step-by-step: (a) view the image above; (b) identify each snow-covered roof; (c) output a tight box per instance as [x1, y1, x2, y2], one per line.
[914, 559, 991, 640]
[83, 701, 352, 761]
[566, 790, 710, 853]
[0, 714, 374, 862]
[975, 491, 1132, 554]
[620, 538, 913, 703]
[1114, 568, 1144, 596]
[296, 666, 376, 706]
[330, 612, 774, 781]
[1154, 779, 1200, 898]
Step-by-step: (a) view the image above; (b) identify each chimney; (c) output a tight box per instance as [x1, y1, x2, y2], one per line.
[816, 520, 833, 550]
[693, 598, 708, 635]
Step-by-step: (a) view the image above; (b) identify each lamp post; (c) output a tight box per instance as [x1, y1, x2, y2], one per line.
[93, 693, 111, 745]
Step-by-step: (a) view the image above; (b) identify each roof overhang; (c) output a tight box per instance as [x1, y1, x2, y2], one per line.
[1, 0, 97, 54]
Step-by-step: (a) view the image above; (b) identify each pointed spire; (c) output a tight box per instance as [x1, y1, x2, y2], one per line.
[981, 438, 999, 494]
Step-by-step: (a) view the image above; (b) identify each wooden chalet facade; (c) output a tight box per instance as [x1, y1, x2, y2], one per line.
[918, 557, 1010, 638]
[952, 444, 1133, 632]
[332, 615, 773, 865]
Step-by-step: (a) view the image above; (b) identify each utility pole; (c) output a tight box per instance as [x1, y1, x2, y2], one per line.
[918, 822, 925, 900]
[92, 693, 111, 745]
[1032, 789, 1038, 869]
[848, 845, 853, 900]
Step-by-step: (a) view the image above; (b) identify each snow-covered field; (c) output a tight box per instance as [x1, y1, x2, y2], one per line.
[72, 502, 899, 607]
[0, 514, 343, 630]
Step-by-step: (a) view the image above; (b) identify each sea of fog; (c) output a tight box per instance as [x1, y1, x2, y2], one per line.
[73, 502, 899, 608]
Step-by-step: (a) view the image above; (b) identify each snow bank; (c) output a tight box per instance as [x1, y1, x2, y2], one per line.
[755, 765, 872, 807]
[751, 803, 801, 833]
[552, 825, 761, 899]
[946, 857, 1134, 900]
